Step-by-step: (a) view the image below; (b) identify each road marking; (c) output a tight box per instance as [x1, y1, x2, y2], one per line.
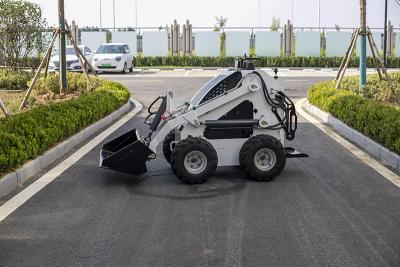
[285, 79, 308, 83]
[0, 99, 143, 223]
[296, 98, 400, 188]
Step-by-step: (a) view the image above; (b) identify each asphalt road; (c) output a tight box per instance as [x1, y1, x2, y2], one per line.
[0, 72, 400, 266]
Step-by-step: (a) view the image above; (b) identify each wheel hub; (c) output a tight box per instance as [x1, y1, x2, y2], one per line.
[254, 148, 276, 171]
[184, 151, 207, 174]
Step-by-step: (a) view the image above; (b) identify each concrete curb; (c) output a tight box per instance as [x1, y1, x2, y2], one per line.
[0, 99, 135, 198]
[303, 100, 400, 172]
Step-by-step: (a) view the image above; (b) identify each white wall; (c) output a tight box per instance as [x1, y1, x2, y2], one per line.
[295, 31, 320, 57]
[195, 31, 220, 57]
[255, 31, 281, 57]
[326, 32, 352, 57]
[395, 33, 400, 57]
[142, 31, 168, 56]
[112, 32, 137, 55]
[81, 32, 107, 52]
[226, 31, 249, 57]
[357, 32, 382, 57]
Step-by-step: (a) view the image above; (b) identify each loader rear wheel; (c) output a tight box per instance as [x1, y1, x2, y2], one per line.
[239, 135, 286, 182]
[171, 137, 217, 184]
[163, 131, 176, 164]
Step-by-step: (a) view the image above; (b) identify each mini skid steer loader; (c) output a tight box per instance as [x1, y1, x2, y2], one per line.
[100, 57, 308, 184]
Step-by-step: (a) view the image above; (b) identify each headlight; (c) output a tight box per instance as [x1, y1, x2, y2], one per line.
[94, 58, 99, 62]
[115, 56, 121, 62]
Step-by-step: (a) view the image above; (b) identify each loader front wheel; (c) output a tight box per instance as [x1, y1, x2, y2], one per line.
[171, 137, 217, 184]
[239, 135, 286, 182]
[163, 131, 176, 164]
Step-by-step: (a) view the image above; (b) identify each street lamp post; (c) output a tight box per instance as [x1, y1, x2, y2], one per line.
[113, 0, 116, 31]
[135, 0, 138, 30]
[383, 0, 388, 66]
[58, 0, 67, 92]
[291, 0, 294, 24]
[100, 0, 102, 30]
[359, 0, 367, 93]
[318, 0, 321, 31]
[258, 0, 261, 28]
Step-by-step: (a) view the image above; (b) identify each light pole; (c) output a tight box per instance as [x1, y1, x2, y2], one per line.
[258, 0, 261, 28]
[291, 0, 294, 24]
[99, 0, 102, 30]
[359, 0, 367, 93]
[318, 0, 321, 31]
[383, 0, 388, 66]
[113, 0, 116, 31]
[135, 0, 138, 31]
[58, 0, 67, 92]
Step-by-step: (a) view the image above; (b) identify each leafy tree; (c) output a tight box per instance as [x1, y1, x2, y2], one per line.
[271, 16, 280, 31]
[214, 16, 228, 56]
[0, 0, 47, 70]
[214, 16, 228, 32]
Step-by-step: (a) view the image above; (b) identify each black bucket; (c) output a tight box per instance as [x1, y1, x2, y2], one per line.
[100, 129, 155, 176]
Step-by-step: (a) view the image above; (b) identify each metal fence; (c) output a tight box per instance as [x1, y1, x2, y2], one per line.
[45, 24, 400, 58]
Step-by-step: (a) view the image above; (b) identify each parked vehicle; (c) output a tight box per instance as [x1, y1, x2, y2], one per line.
[92, 43, 134, 74]
[49, 45, 93, 72]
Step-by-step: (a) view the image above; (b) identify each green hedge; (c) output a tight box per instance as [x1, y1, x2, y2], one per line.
[0, 69, 33, 90]
[308, 81, 400, 154]
[0, 80, 130, 175]
[32, 72, 103, 95]
[134, 56, 400, 68]
[337, 72, 400, 105]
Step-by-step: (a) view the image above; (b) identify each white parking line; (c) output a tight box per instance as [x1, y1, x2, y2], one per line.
[285, 79, 308, 83]
[0, 99, 143, 223]
[296, 98, 400, 188]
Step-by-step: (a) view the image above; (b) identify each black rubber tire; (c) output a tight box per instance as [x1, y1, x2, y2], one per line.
[121, 63, 127, 74]
[129, 60, 134, 72]
[171, 137, 218, 184]
[239, 135, 286, 182]
[162, 131, 176, 164]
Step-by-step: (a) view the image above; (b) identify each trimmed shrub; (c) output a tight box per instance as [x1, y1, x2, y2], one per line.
[33, 72, 103, 95]
[0, 69, 33, 90]
[308, 81, 400, 154]
[0, 80, 130, 175]
[134, 56, 400, 69]
[338, 72, 400, 105]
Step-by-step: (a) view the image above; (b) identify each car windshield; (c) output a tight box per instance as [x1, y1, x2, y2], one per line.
[97, 45, 125, 54]
[56, 47, 82, 56]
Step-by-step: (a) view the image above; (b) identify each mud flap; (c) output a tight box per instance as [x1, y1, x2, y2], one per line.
[100, 129, 155, 176]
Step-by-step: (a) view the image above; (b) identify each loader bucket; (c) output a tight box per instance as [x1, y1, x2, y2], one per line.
[99, 129, 154, 176]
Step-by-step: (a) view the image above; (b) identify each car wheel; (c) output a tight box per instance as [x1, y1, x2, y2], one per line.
[121, 62, 128, 74]
[129, 60, 134, 72]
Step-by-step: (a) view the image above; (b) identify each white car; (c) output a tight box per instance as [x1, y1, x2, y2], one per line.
[92, 43, 134, 74]
[49, 45, 93, 72]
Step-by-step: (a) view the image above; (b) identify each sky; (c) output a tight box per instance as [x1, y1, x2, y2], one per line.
[28, 0, 400, 29]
